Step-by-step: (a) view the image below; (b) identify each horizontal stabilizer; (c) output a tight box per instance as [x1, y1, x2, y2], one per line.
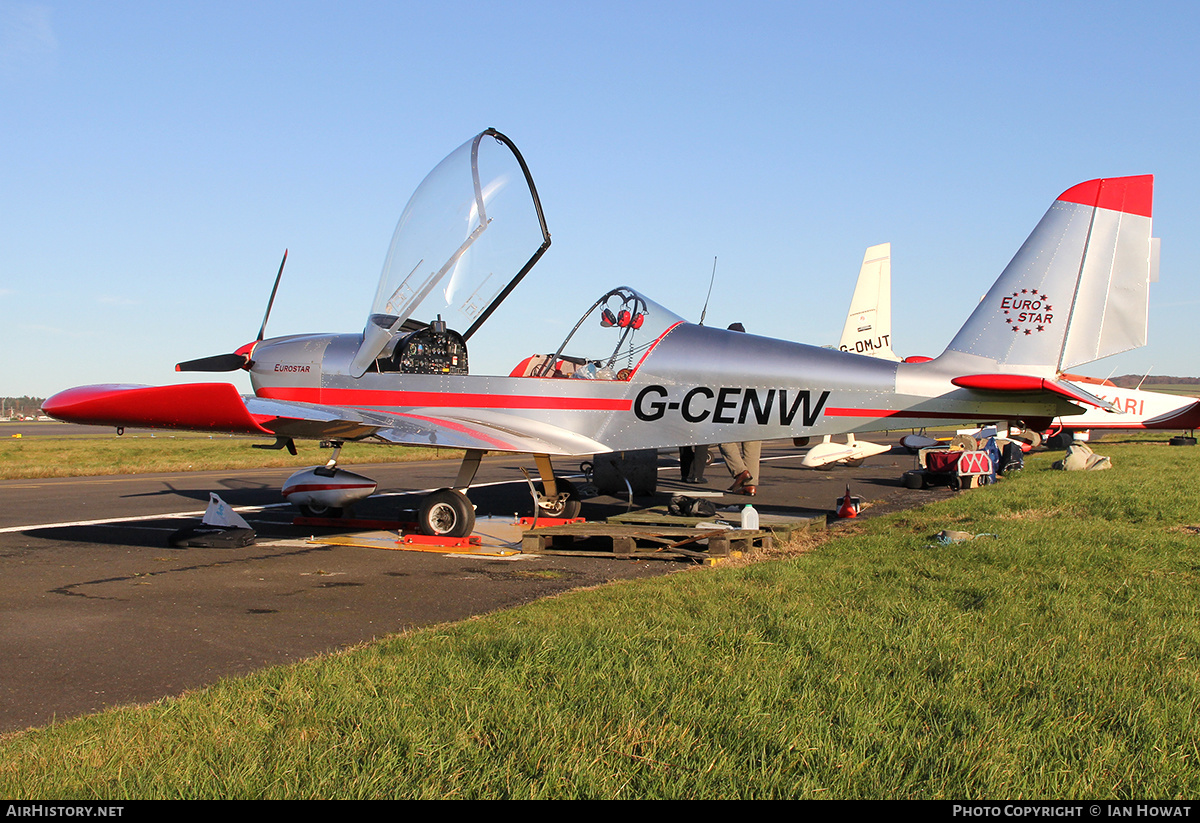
[950, 374, 1120, 412]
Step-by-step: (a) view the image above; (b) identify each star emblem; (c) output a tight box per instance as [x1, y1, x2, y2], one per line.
[999, 290, 1053, 335]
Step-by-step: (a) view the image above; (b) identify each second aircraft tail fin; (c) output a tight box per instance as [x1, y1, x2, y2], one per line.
[838, 243, 899, 361]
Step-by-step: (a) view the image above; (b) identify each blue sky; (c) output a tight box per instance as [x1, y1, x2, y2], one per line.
[3, 1, 1197, 398]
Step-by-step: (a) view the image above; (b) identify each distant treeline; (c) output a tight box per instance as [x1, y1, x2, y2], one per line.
[1, 396, 47, 419]
[1110, 375, 1200, 388]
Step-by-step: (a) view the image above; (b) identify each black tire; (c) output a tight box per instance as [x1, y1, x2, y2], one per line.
[298, 503, 344, 519]
[1170, 436, 1197, 446]
[902, 471, 924, 490]
[539, 478, 582, 519]
[1044, 432, 1072, 450]
[417, 489, 475, 538]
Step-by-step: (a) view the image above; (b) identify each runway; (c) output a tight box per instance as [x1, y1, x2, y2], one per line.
[0, 438, 936, 733]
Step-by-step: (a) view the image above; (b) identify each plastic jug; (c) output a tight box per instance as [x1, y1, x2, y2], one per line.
[741, 503, 759, 530]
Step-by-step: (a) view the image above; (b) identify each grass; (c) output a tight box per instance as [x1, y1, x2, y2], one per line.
[1, 435, 1198, 798]
[1113, 383, 1200, 397]
[0, 425, 456, 479]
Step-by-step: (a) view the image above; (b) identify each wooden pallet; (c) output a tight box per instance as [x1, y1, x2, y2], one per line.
[606, 506, 826, 541]
[520, 522, 771, 562]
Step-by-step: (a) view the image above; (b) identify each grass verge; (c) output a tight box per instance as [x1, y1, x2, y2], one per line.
[1, 436, 1197, 798]
[0, 427, 455, 479]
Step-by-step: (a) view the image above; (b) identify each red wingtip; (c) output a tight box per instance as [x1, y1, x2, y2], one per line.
[42, 383, 271, 434]
[1057, 175, 1153, 218]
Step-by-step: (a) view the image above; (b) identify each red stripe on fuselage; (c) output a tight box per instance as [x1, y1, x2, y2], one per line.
[825, 407, 993, 420]
[283, 483, 376, 494]
[257, 386, 632, 412]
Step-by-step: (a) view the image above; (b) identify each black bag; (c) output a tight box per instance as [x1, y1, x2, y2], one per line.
[168, 525, 257, 548]
[668, 496, 717, 518]
[998, 441, 1024, 474]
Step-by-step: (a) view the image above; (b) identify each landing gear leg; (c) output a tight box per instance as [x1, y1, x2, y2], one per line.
[317, 440, 344, 475]
[530, 454, 582, 519]
[309, 441, 346, 518]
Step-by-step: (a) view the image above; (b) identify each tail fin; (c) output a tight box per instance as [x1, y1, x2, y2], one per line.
[941, 175, 1155, 374]
[838, 243, 900, 360]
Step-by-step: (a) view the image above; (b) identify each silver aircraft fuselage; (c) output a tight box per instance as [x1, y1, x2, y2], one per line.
[245, 321, 1077, 456]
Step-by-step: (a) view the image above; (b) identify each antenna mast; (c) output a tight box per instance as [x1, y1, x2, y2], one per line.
[699, 256, 717, 326]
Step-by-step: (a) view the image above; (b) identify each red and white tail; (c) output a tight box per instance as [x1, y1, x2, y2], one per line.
[940, 175, 1155, 375]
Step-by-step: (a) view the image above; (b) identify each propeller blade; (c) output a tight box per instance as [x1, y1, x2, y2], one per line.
[174, 253, 286, 373]
[257, 249, 288, 342]
[175, 353, 248, 372]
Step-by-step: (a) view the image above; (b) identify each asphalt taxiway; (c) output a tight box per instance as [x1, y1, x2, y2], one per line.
[0, 439, 937, 733]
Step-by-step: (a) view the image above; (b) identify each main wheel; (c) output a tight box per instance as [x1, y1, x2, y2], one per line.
[417, 489, 475, 538]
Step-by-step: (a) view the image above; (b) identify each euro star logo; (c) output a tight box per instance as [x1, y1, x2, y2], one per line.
[999, 288, 1053, 333]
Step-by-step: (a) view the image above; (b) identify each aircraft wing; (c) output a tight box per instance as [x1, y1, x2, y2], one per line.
[43, 383, 610, 456]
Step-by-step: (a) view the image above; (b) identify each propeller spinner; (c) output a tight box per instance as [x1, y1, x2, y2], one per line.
[175, 250, 288, 373]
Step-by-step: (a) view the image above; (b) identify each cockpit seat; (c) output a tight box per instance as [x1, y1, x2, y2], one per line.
[509, 354, 584, 378]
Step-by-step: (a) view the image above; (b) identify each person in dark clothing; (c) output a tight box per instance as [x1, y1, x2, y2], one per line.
[679, 444, 709, 483]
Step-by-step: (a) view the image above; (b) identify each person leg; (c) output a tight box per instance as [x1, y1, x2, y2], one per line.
[690, 444, 709, 481]
[720, 442, 750, 490]
[720, 442, 746, 477]
[679, 446, 695, 481]
[744, 440, 762, 486]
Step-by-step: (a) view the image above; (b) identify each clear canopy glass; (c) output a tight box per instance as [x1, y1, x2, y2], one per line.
[350, 130, 549, 375]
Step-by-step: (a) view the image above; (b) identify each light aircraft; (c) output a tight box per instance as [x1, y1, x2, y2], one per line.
[801, 242, 901, 468]
[831, 229, 1194, 442]
[1043, 373, 1200, 439]
[43, 129, 1157, 536]
[837, 242, 899, 362]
